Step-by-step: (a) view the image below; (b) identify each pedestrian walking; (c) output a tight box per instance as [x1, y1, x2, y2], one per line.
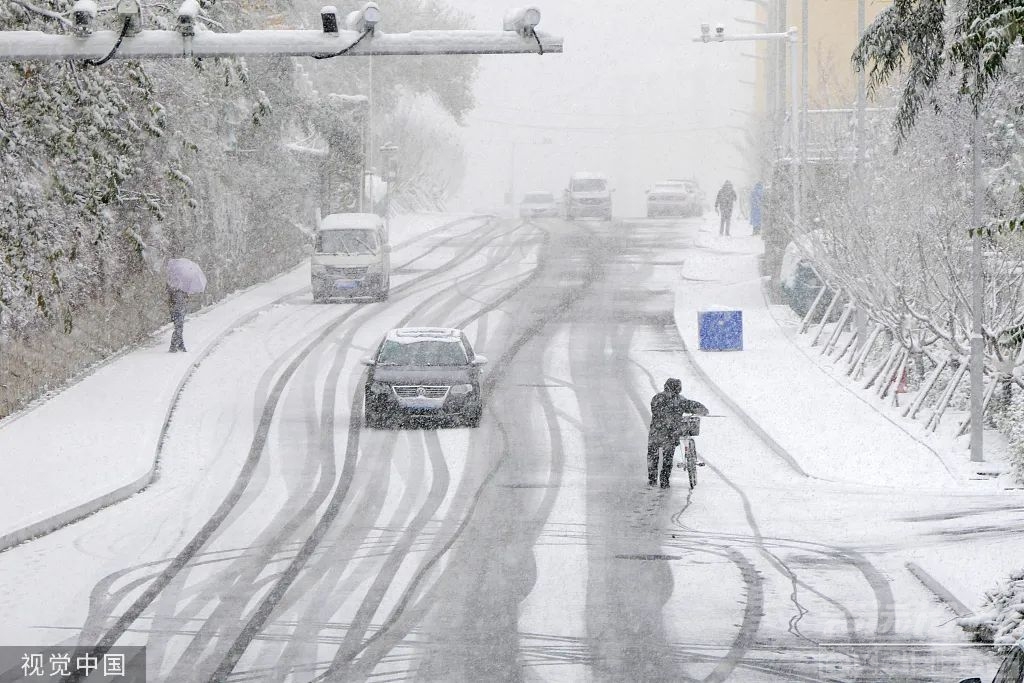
[168, 286, 188, 352]
[714, 180, 738, 236]
[164, 256, 207, 354]
[647, 378, 709, 488]
[750, 180, 765, 236]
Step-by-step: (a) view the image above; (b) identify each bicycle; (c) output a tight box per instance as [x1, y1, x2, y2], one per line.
[675, 415, 703, 489]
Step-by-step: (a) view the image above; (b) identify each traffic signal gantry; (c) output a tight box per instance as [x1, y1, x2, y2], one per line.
[0, 2, 563, 61]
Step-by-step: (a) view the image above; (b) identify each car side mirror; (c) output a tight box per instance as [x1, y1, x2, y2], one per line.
[471, 355, 488, 366]
[958, 678, 982, 683]
[360, 356, 376, 366]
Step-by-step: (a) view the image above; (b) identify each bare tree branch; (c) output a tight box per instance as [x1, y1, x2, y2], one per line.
[6, 0, 73, 27]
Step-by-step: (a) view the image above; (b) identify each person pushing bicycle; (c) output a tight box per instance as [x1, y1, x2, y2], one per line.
[648, 378, 709, 488]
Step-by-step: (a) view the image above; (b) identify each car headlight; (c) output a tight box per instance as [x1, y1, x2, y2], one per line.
[450, 384, 474, 396]
[369, 381, 390, 394]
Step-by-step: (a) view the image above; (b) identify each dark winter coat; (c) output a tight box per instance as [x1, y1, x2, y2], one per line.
[168, 287, 188, 318]
[715, 183, 738, 215]
[649, 390, 709, 444]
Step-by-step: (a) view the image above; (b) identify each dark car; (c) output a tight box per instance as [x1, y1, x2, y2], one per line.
[362, 327, 487, 428]
[961, 641, 1024, 683]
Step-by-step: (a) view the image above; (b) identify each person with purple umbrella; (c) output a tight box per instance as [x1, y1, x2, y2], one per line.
[164, 257, 207, 353]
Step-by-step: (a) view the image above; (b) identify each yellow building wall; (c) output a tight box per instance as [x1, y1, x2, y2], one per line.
[753, 0, 891, 114]
[790, 0, 891, 109]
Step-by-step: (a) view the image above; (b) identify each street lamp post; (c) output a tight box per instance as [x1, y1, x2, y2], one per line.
[970, 115, 985, 462]
[379, 142, 398, 216]
[693, 24, 801, 237]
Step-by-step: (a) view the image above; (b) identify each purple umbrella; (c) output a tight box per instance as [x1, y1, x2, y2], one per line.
[165, 258, 207, 294]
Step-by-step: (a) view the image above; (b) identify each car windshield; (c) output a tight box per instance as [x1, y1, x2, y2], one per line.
[994, 647, 1024, 682]
[524, 193, 554, 203]
[376, 339, 469, 366]
[571, 179, 606, 192]
[316, 229, 378, 255]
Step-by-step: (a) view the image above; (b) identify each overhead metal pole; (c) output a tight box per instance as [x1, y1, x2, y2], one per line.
[856, 0, 866, 169]
[693, 25, 800, 237]
[0, 28, 564, 61]
[365, 54, 374, 212]
[789, 27, 800, 236]
[800, 0, 809, 161]
[970, 115, 985, 462]
[853, 0, 869, 348]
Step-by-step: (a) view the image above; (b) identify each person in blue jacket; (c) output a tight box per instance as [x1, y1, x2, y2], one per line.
[750, 180, 765, 235]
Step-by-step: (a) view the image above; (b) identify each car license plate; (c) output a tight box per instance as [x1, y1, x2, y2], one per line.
[334, 280, 358, 290]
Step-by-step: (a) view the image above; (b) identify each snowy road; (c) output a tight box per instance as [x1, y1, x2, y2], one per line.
[0, 216, 1013, 681]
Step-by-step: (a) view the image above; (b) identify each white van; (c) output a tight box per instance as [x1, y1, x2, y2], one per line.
[311, 213, 391, 303]
[565, 171, 612, 221]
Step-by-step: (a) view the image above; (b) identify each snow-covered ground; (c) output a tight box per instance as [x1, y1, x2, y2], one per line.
[670, 219, 1024, 643]
[0, 213, 490, 552]
[0, 212, 1018, 682]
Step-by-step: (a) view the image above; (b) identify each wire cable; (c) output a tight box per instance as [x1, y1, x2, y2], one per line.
[313, 29, 371, 59]
[84, 17, 130, 66]
[533, 30, 543, 55]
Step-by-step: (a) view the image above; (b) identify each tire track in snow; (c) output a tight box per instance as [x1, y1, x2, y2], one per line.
[205, 223, 543, 677]
[305, 224, 602, 681]
[202, 222, 546, 679]
[68, 217, 524, 677]
[630, 324, 898, 677]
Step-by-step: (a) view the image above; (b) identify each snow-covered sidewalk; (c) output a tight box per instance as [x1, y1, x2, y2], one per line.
[0, 213, 471, 552]
[674, 233, 963, 491]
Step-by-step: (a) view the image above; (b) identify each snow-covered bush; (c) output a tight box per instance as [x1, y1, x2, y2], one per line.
[0, 0, 478, 418]
[995, 389, 1024, 484]
[959, 569, 1024, 651]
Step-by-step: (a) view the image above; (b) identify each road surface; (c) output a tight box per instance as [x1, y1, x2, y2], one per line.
[0, 215, 1009, 682]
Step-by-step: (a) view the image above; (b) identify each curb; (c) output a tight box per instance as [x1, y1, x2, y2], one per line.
[671, 293, 812, 479]
[757, 279, 960, 484]
[0, 214, 491, 554]
[906, 561, 973, 618]
[0, 283, 307, 554]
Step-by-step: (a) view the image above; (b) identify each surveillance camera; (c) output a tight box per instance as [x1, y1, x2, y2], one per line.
[503, 6, 541, 37]
[71, 0, 97, 36]
[176, 0, 199, 36]
[715, 23, 725, 34]
[320, 5, 339, 33]
[344, 2, 381, 33]
[116, 0, 142, 35]
[362, 2, 381, 29]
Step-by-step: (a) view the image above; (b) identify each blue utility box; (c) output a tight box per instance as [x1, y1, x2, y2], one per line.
[698, 310, 743, 351]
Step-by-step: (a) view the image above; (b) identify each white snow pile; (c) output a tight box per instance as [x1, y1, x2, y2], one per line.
[779, 229, 828, 289]
[959, 568, 1024, 651]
